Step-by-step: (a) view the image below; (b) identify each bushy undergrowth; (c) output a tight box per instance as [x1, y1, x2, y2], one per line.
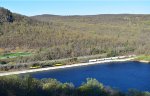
[0, 76, 150, 96]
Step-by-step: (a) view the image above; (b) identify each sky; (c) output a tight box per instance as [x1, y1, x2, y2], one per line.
[0, 0, 150, 16]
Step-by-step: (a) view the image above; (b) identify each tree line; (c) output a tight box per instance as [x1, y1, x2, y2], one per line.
[0, 75, 150, 96]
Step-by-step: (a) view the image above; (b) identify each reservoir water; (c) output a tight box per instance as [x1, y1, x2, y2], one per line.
[29, 61, 150, 92]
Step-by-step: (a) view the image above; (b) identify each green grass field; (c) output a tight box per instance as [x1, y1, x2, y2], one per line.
[0, 52, 32, 59]
[136, 55, 150, 61]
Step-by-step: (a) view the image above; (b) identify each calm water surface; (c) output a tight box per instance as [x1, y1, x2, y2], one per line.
[29, 61, 150, 91]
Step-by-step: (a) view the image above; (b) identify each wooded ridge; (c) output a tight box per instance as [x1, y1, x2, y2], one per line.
[0, 7, 150, 63]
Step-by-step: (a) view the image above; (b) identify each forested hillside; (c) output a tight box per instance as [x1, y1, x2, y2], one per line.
[0, 7, 150, 62]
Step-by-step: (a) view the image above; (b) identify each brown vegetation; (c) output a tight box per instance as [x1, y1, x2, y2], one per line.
[0, 7, 150, 63]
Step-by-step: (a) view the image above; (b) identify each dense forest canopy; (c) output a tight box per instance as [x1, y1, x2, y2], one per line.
[0, 75, 150, 96]
[0, 7, 150, 62]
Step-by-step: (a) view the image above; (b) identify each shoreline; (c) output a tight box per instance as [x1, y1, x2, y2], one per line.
[0, 57, 135, 76]
[137, 60, 150, 63]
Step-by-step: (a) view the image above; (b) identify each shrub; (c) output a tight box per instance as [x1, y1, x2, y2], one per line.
[0, 61, 7, 65]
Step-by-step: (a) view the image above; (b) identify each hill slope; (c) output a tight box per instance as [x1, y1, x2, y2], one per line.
[0, 7, 150, 62]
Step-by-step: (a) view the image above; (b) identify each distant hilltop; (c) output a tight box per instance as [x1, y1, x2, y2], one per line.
[0, 7, 14, 23]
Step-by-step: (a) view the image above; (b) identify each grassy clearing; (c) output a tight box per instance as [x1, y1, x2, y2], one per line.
[0, 52, 32, 59]
[135, 55, 150, 61]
